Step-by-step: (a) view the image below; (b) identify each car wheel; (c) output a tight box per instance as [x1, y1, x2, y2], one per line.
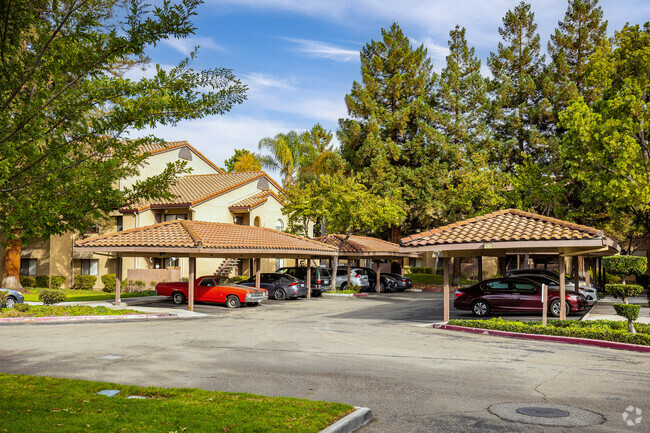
[379, 282, 386, 293]
[5, 296, 16, 308]
[226, 295, 241, 308]
[471, 300, 490, 317]
[339, 283, 347, 290]
[172, 292, 186, 305]
[550, 299, 571, 317]
[273, 289, 286, 300]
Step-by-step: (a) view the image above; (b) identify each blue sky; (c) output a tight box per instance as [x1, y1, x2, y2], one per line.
[137, 0, 649, 180]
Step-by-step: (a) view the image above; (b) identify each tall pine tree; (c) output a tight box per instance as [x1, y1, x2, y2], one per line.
[488, 1, 549, 171]
[339, 23, 440, 240]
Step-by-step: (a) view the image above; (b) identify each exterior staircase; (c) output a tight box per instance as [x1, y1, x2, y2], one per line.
[215, 258, 240, 277]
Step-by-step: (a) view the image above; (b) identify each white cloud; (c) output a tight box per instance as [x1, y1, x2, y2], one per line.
[283, 37, 359, 62]
[162, 36, 224, 56]
[243, 73, 297, 91]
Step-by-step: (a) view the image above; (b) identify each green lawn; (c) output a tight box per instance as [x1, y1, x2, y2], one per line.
[0, 374, 354, 433]
[23, 288, 157, 302]
[406, 273, 476, 286]
[0, 305, 144, 318]
[447, 318, 650, 346]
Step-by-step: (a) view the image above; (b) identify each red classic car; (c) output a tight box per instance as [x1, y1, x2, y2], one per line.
[453, 277, 589, 317]
[156, 276, 268, 308]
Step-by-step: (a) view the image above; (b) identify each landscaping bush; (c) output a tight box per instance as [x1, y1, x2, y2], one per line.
[35, 275, 50, 288]
[603, 255, 647, 283]
[229, 275, 249, 283]
[606, 283, 643, 301]
[74, 275, 97, 290]
[50, 276, 65, 290]
[101, 273, 116, 293]
[409, 266, 433, 274]
[14, 303, 29, 313]
[149, 280, 158, 289]
[19, 276, 35, 288]
[38, 289, 67, 305]
[448, 318, 650, 346]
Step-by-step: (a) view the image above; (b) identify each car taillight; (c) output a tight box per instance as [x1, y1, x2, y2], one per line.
[354, 274, 361, 278]
[317, 279, 321, 284]
[401, 279, 407, 282]
[289, 282, 299, 286]
[455, 291, 464, 298]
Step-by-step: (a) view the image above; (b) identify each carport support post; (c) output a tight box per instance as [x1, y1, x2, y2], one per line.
[188, 256, 195, 312]
[306, 259, 312, 299]
[114, 255, 122, 306]
[443, 256, 450, 322]
[477, 256, 483, 281]
[558, 254, 566, 320]
[585, 258, 591, 287]
[347, 261, 351, 286]
[375, 260, 381, 293]
[573, 256, 580, 296]
[255, 258, 261, 288]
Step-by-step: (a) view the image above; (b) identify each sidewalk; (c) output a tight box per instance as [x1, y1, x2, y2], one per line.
[582, 295, 650, 323]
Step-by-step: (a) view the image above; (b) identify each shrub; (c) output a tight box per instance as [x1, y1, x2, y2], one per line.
[39, 289, 67, 305]
[409, 267, 433, 274]
[603, 255, 647, 282]
[134, 280, 145, 290]
[14, 303, 29, 313]
[20, 276, 35, 288]
[50, 276, 65, 290]
[101, 274, 116, 293]
[35, 275, 50, 288]
[605, 283, 643, 302]
[74, 275, 97, 290]
[229, 276, 248, 283]
[613, 304, 641, 334]
[149, 280, 157, 289]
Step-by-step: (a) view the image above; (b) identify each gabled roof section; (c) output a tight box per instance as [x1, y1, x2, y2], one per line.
[122, 172, 282, 212]
[229, 190, 283, 212]
[137, 140, 224, 174]
[400, 209, 606, 247]
[74, 220, 338, 257]
[315, 234, 420, 258]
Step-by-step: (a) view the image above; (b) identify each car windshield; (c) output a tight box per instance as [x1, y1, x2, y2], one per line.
[215, 277, 236, 286]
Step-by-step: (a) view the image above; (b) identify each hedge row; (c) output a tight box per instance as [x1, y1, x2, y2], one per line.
[447, 318, 650, 346]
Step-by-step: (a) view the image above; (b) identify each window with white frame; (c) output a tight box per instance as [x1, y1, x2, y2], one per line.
[164, 214, 188, 222]
[20, 259, 37, 276]
[275, 219, 284, 231]
[80, 259, 99, 276]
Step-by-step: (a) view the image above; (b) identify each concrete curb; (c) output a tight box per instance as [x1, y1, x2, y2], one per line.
[433, 324, 650, 353]
[322, 293, 369, 298]
[0, 313, 178, 324]
[320, 407, 372, 433]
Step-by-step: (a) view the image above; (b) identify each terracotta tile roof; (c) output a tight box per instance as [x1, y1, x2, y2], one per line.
[400, 209, 606, 247]
[136, 140, 224, 174]
[75, 220, 337, 253]
[123, 172, 280, 212]
[228, 190, 283, 211]
[315, 234, 402, 253]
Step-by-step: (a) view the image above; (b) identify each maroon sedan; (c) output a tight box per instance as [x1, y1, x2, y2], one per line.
[453, 277, 589, 317]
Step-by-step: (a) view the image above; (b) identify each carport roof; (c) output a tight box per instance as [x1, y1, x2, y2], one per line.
[74, 220, 338, 258]
[315, 234, 421, 259]
[399, 209, 619, 257]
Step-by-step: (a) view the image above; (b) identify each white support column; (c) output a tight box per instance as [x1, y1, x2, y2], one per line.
[559, 254, 566, 320]
[443, 256, 451, 322]
[188, 256, 195, 312]
[114, 255, 122, 306]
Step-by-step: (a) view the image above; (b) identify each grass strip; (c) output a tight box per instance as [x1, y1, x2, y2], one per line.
[0, 374, 353, 433]
[0, 305, 144, 318]
[447, 318, 650, 346]
[23, 289, 157, 302]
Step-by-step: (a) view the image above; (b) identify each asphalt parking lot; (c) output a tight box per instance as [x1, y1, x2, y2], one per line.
[2, 292, 647, 432]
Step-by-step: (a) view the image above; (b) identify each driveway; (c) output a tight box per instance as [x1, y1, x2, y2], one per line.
[1, 293, 647, 432]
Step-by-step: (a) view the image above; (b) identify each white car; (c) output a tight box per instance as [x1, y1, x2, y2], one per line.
[506, 270, 598, 304]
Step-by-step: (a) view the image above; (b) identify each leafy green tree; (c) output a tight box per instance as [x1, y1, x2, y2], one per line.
[488, 2, 549, 170]
[223, 149, 261, 172]
[435, 25, 507, 222]
[0, 0, 247, 290]
[298, 124, 346, 185]
[338, 22, 440, 241]
[603, 255, 646, 333]
[559, 23, 650, 237]
[281, 173, 406, 290]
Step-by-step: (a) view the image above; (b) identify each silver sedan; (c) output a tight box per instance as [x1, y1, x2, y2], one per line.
[1, 288, 25, 308]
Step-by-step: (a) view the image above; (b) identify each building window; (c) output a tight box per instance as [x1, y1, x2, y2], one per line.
[253, 216, 261, 227]
[155, 213, 162, 224]
[153, 257, 179, 269]
[233, 216, 244, 225]
[20, 259, 37, 276]
[276, 219, 284, 231]
[116, 216, 123, 232]
[164, 214, 188, 222]
[80, 259, 98, 276]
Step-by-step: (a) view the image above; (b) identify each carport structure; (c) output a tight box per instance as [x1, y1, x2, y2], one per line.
[74, 220, 338, 310]
[316, 234, 421, 292]
[399, 209, 620, 321]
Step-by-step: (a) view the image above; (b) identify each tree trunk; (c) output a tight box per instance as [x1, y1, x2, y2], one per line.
[2, 238, 23, 291]
[452, 258, 461, 286]
[390, 224, 401, 244]
[628, 319, 636, 334]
